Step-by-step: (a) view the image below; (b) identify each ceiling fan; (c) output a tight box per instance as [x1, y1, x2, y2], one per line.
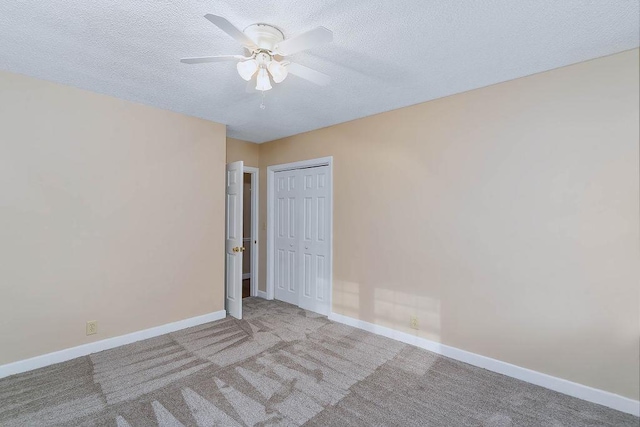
[181, 14, 332, 92]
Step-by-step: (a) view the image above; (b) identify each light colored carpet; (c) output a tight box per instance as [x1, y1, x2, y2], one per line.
[0, 298, 636, 426]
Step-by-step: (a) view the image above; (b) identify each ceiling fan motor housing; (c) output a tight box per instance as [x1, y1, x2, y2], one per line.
[243, 23, 285, 52]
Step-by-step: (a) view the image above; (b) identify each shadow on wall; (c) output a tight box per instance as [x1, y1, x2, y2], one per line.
[332, 280, 361, 318]
[374, 288, 441, 342]
[333, 280, 442, 343]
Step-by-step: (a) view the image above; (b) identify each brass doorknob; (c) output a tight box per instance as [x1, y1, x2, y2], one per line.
[240, 247, 246, 252]
[232, 247, 239, 252]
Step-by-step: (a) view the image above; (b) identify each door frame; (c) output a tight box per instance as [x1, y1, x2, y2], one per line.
[266, 157, 333, 312]
[243, 166, 260, 297]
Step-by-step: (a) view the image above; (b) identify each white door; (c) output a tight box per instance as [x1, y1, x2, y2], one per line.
[298, 166, 331, 315]
[274, 170, 299, 305]
[225, 161, 243, 319]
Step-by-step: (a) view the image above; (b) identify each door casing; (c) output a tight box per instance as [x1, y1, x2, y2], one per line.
[266, 156, 333, 315]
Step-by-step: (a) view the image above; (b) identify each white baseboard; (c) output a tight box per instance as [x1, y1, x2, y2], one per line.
[257, 290, 269, 299]
[328, 312, 639, 417]
[0, 310, 227, 380]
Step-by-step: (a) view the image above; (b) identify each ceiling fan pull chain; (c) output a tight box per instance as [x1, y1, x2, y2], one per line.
[260, 91, 266, 110]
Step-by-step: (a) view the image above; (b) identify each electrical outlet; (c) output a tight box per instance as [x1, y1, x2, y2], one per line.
[86, 320, 98, 336]
[409, 315, 419, 330]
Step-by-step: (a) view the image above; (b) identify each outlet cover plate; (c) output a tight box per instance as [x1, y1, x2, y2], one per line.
[410, 315, 419, 330]
[86, 320, 98, 335]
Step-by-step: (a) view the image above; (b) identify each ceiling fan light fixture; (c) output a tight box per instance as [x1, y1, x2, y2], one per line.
[267, 60, 288, 83]
[236, 59, 258, 81]
[256, 68, 272, 91]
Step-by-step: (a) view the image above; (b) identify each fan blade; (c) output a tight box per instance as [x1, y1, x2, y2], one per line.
[275, 26, 333, 56]
[287, 62, 330, 86]
[180, 55, 244, 64]
[204, 14, 258, 49]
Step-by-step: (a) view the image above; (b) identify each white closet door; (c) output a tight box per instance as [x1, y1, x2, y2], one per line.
[298, 166, 331, 315]
[274, 170, 300, 305]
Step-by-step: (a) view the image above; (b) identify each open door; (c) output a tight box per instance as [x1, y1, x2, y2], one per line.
[225, 161, 243, 319]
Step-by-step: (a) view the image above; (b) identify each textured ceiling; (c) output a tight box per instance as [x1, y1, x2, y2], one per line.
[0, 1, 638, 143]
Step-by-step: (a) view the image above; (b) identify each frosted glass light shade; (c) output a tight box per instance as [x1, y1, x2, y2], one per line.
[256, 68, 272, 91]
[237, 59, 258, 81]
[267, 60, 288, 83]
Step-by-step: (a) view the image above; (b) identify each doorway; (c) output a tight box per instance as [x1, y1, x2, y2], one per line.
[225, 162, 259, 320]
[243, 167, 259, 299]
[266, 157, 333, 316]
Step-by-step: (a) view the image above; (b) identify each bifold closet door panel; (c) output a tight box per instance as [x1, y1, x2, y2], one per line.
[274, 170, 299, 305]
[298, 166, 330, 315]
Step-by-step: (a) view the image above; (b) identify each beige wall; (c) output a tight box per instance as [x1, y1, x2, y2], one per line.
[0, 70, 226, 365]
[258, 49, 640, 399]
[227, 137, 260, 167]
